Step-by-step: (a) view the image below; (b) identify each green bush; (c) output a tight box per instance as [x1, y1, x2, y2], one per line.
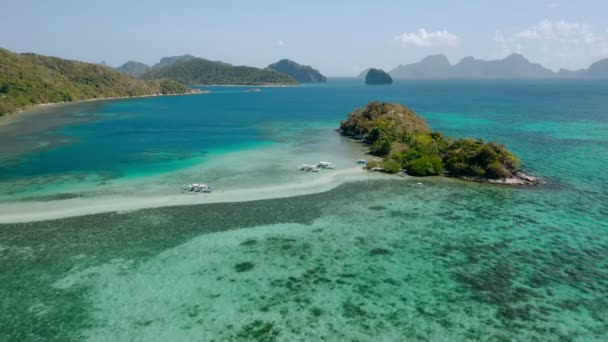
[405, 155, 444, 176]
[0, 101, 16, 116]
[370, 138, 392, 156]
[444, 138, 520, 178]
[364, 160, 379, 169]
[380, 159, 402, 174]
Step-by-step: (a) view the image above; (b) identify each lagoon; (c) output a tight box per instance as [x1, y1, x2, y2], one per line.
[0, 80, 607, 340]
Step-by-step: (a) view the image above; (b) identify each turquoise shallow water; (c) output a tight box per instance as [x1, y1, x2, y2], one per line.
[0, 80, 607, 340]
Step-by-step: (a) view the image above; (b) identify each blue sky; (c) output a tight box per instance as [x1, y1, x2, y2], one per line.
[1, 0, 607, 75]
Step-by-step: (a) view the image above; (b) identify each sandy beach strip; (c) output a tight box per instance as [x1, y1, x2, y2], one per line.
[0, 167, 388, 224]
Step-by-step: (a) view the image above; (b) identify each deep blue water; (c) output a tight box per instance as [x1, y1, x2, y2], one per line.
[1, 80, 607, 185]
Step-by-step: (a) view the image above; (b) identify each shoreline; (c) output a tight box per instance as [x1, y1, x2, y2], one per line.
[339, 131, 543, 186]
[191, 83, 298, 87]
[367, 167, 544, 186]
[1, 84, 292, 123]
[454, 171, 545, 185]
[2, 90, 207, 121]
[0, 167, 387, 224]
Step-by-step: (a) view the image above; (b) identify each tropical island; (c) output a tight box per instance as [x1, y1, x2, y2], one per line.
[365, 69, 392, 85]
[0, 48, 191, 116]
[140, 57, 297, 85]
[267, 59, 327, 83]
[339, 102, 541, 184]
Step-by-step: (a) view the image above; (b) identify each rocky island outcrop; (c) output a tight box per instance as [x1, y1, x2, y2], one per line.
[365, 69, 392, 85]
[339, 102, 541, 185]
[267, 59, 327, 83]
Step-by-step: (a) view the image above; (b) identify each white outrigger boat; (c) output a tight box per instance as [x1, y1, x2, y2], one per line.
[317, 161, 335, 169]
[300, 161, 336, 172]
[182, 183, 215, 193]
[299, 164, 320, 172]
[355, 159, 367, 165]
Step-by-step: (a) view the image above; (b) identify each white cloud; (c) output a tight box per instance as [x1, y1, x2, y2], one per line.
[276, 40, 285, 47]
[516, 19, 600, 44]
[394, 29, 460, 48]
[494, 30, 510, 54]
[496, 19, 608, 70]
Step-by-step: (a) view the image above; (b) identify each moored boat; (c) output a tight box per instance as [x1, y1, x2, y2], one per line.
[317, 161, 335, 169]
[299, 164, 321, 172]
[182, 183, 215, 193]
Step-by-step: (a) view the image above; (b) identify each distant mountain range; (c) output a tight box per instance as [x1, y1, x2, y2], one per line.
[116, 55, 198, 77]
[360, 54, 608, 79]
[267, 59, 326, 83]
[115, 55, 300, 85]
[153, 55, 196, 69]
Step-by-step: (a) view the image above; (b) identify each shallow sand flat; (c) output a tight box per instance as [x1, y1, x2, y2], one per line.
[0, 167, 391, 224]
[0, 114, 379, 223]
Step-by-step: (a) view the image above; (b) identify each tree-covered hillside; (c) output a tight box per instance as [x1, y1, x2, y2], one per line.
[141, 58, 297, 85]
[267, 59, 326, 83]
[0, 48, 189, 115]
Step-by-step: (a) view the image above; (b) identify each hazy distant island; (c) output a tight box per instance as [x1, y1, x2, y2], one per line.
[0, 48, 191, 116]
[115, 55, 199, 78]
[116, 61, 151, 77]
[339, 102, 541, 185]
[267, 59, 327, 83]
[153, 55, 196, 69]
[357, 68, 371, 79]
[365, 69, 393, 85]
[359, 54, 608, 79]
[140, 57, 297, 85]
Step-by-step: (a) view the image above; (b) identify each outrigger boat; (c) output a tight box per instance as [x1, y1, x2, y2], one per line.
[355, 159, 367, 165]
[182, 183, 215, 193]
[317, 161, 335, 169]
[299, 164, 320, 172]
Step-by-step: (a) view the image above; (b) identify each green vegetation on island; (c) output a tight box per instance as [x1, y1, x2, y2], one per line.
[267, 59, 327, 83]
[365, 69, 392, 85]
[0, 48, 190, 116]
[141, 57, 298, 85]
[340, 102, 537, 183]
